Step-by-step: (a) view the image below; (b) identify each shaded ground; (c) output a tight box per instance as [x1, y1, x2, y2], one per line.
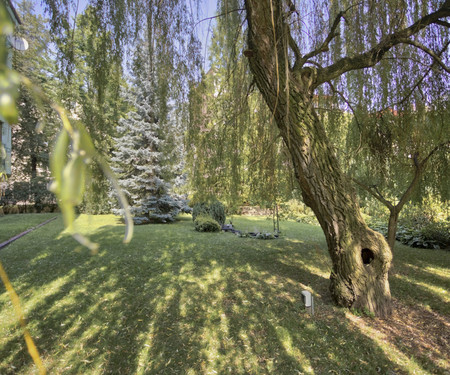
[369, 299, 449, 370]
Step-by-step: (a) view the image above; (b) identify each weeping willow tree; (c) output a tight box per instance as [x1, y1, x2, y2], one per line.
[307, 1, 450, 252]
[186, 0, 296, 211]
[69, 7, 127, 213]
[243, 0, 450, 317]
[349, 105, 449, 251]
[187, 0, 248, 208]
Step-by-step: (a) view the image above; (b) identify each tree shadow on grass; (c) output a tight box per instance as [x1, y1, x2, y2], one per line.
[0, 219, 447, 374]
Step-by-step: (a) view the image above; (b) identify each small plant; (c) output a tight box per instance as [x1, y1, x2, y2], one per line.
[421, 222, 450, 249]
[236, 231, 250, 238]
[235, 230, 278, 239]
[255, 232, 275, 240]
[350, 307, 375, 318]
[194, 214, 221, 232]
[369, 221, 449, 250]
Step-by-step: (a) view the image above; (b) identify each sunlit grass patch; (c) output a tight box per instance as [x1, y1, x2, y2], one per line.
[0, 214, 448, 374]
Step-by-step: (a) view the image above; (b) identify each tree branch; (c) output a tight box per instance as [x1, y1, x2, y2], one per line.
[299, 12, 343, 63]
[380, 41, 450, 110]
[352, 178, 394, 210]
[314, 2, 450, 86]
[352, 142, 449, 213]
[193, 8, 245, 30]
[396, 142, 449, 211]
[436, 20, 450, 27]
[296, 3, 363, 70]
[289, 32, 302, 62]
[401, 39, 450, 73]
[420, 141, 450, 167]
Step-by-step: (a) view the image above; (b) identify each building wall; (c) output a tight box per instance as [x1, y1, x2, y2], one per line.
[0, 0, 21, 176]
[1, 122, 12, 174]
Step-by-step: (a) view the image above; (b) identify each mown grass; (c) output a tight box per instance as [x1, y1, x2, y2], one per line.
[0, 213, 57, 243]
[0, 214, 448, 374]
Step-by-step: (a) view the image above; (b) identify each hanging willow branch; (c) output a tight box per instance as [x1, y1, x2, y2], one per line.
[193, 7, 245, 30]
[380, 41, 450, 111]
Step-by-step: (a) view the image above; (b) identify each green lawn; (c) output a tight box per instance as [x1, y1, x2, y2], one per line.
[0, 213, 58, 243]
[0, 214, 448, 374]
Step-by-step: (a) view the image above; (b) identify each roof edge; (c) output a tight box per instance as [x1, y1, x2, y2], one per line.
[4, 0, 21, 25]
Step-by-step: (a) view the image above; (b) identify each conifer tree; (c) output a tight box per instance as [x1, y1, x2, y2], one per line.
[112, 59, 186, 224]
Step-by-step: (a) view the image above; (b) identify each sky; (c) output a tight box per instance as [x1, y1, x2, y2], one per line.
[196, 0, 219, 70]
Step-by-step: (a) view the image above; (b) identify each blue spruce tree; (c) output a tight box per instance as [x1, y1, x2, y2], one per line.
[111, 64, 188, 224]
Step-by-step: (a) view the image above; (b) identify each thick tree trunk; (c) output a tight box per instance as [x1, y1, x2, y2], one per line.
[245, 0, 393, 317]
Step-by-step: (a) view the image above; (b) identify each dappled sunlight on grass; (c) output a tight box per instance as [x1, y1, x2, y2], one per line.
[423, 265, 449, 279]
[0, 215, 448, 374]
[274, 325, 315, 374]
[392, 273, 448, 304]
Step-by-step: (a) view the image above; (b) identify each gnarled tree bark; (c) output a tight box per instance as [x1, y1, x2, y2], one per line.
[244, 0, 450, 317]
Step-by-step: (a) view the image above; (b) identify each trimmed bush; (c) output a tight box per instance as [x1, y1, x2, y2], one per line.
[194, 214, 221, 232]
[209, 201, 226, 226]
[192, 200, 226, 226]
[192, 203, 209, 222]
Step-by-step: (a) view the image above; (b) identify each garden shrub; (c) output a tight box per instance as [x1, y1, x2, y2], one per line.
[7, 205, 19, 214]
[209, 201, 226, 226]
[192, 203, 209, 222]
[369, 220, 449, 249]
[192, 200, 226, 226]
[278, 199, 319, 225]
[420, 222, 449, 249]
[0, 179, 57, 214]
[194, 214, 221, 232]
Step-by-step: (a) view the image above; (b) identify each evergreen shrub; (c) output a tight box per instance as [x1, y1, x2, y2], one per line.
[130, 194, 191, 225]
[192, 203, 209, 222]
[192, 200, 226, 226]
[110, 54, 189, 226]
[209, 201, 226, 226]
[194, 214, 221, 232]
